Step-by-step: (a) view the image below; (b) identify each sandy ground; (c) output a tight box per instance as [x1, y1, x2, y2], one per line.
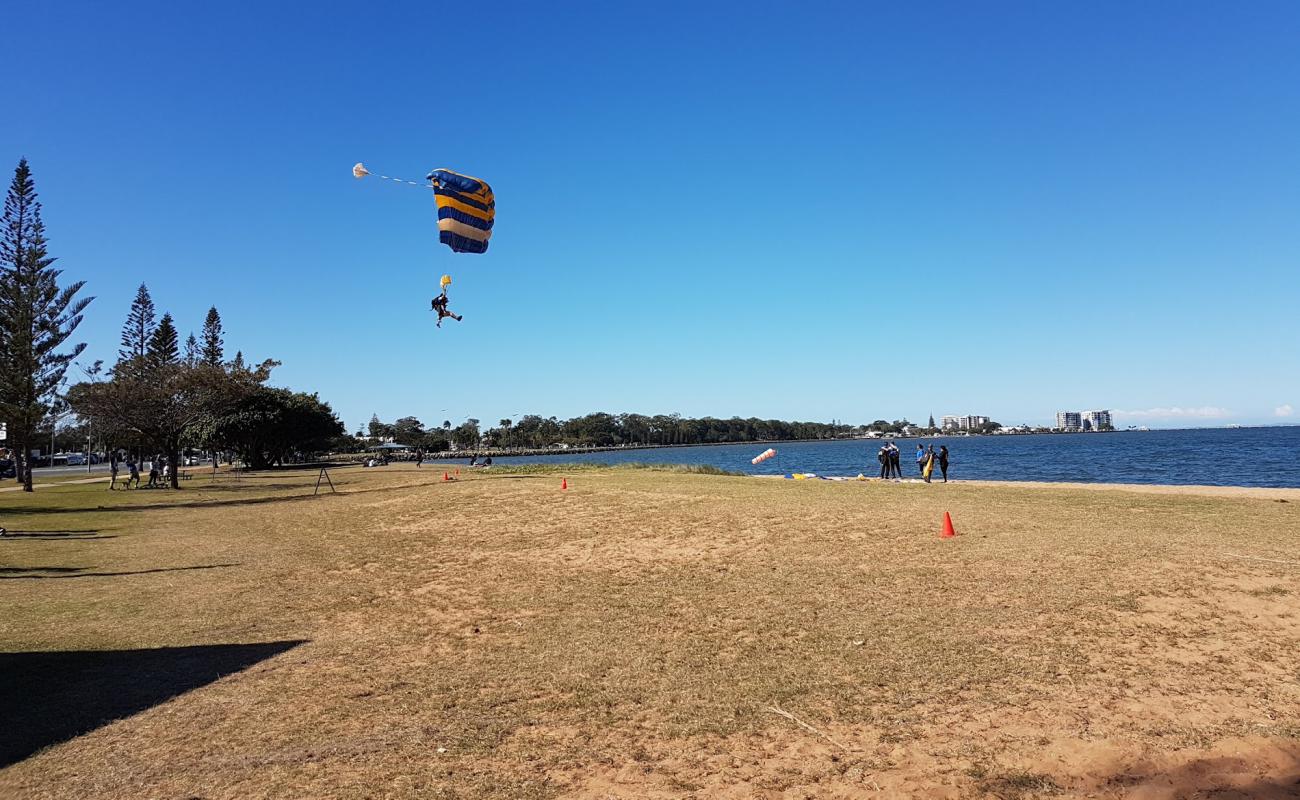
[1, 466, 1297, 799]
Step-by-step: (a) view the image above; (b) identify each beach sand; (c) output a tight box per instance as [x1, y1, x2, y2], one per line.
[1, 466, 1297, 798]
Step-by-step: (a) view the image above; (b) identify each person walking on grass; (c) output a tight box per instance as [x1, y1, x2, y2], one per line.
[126, 459, 140, 489]
[415, 449, 424, 468]
[938, 445, 950, 483]
[109, 452, 120, 490]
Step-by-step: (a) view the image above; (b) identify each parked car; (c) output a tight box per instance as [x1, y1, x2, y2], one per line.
[65, 453, 86, 466]
[0, 459, 15, 479]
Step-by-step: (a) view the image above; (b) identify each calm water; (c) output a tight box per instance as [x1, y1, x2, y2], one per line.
[480, 427, 1300, 488]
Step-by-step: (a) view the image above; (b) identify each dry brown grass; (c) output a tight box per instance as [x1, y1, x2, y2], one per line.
[2, 466, 1298, 798]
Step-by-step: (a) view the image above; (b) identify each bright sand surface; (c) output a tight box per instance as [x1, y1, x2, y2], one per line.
[1, 465, 1297, 798]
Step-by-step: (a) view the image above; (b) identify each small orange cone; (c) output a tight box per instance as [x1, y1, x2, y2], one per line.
[443, 471, 450, 482]
[561, 478, 568, 491]
[940, 512, 956, 538]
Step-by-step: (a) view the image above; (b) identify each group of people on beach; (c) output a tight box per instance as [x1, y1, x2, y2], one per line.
[877, 442, 949, 483]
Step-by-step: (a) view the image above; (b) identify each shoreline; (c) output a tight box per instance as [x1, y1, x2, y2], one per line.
[755, 473, 1300, 499]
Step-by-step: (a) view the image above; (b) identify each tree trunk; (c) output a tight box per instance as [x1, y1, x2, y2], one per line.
[18, 435, 32, 492]
[169, 445, 181, 489]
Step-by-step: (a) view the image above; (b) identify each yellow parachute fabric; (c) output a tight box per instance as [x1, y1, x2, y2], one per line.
[440, 274, 452, 289]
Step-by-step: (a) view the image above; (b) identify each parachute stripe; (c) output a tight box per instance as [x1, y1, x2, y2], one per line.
[438, 206, 494, 231]
[434, 188, 494, 212]
[439, 199, 493, 226]
[440, 230, 488, 253]
[438, 217, 492, 242]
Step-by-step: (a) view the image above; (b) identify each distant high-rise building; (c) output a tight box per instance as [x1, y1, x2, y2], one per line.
[1056, 411, 1082, 431]
[941, 414, 991, 431]
[1084, 410, 1112, 431]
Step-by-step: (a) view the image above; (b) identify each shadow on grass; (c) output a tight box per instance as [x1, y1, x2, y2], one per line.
[0, 530, 115, 541]
[0, 479, 468, 516]
[0, 563, 239, 580]
[0, 640, 306, 767]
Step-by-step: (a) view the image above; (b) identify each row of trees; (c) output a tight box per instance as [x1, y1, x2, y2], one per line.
[360, 412, 1005, 452]
[361, 412, 860, 451]
[0, 160, 344, 489]
[68, 287, 346, 483]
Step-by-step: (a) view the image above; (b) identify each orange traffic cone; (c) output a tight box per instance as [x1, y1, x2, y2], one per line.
[443, 471, 450, 482]
[561, 478, 568, 491]
[940, 512, 956, 538]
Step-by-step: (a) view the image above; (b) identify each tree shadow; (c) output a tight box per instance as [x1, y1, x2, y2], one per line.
[0, 563, 239, 580]
[0, 640, 306, 767]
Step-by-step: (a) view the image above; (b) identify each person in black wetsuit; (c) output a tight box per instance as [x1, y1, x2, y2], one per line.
[431, 288, 463, 328]
[877, 446, 888, 479]
[938, 445, 949, 483]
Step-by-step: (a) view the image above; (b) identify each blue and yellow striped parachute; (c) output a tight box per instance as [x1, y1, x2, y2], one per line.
[427, 169, 494, 254]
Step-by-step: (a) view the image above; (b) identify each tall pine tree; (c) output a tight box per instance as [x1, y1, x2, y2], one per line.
[118, 283, 155, 369]
[200, 306, 224, 365]
[147, 312, 180, 367]
[0, 159, 93, 490]
[183, 333, 199, 365]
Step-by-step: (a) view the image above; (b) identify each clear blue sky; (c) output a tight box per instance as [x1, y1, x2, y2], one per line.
[6, 1, 1299, 431]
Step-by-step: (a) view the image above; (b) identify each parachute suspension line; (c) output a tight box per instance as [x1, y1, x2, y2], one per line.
[372, 173, 431, 188]
[352, 162, 430, 189]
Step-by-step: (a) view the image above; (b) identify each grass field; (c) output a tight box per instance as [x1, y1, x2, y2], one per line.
[1, 465, 1298, 799]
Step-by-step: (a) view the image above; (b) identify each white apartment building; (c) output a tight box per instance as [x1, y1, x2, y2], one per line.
[942, 415, 991, 431]
[1056, 411, 1082, 431]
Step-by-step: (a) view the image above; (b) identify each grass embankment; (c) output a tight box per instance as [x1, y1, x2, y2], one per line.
[1, 466, 1298, 798]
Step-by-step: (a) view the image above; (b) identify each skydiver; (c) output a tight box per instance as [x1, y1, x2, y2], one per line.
[431, 287, 463, 328]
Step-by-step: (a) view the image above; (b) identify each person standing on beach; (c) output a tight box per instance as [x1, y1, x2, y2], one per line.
[938, 446, 950, 483]
[889, 443, 902, 480]
[877, 446, 889, 479]
[915, 444, 927, 477]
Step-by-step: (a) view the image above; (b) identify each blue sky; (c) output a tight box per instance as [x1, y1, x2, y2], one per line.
[5, 1, 1299, 431]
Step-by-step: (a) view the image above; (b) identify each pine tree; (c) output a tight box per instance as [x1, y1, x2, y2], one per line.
[147, 312, 180, 367]
[928, 414, 936, 430]
[118, 283, 155, 367]
[183, 333, 199, 364]
[0, 159, 93, 491]
[200, 306, 224, 365]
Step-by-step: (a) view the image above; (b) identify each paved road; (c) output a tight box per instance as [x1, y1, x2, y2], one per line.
[29, 463, 111, 477]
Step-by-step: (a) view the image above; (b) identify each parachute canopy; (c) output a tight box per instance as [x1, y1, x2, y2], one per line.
[440, 274, 452, 289]
[427, 168, 494, 254]
[352, 162, 370, 179]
